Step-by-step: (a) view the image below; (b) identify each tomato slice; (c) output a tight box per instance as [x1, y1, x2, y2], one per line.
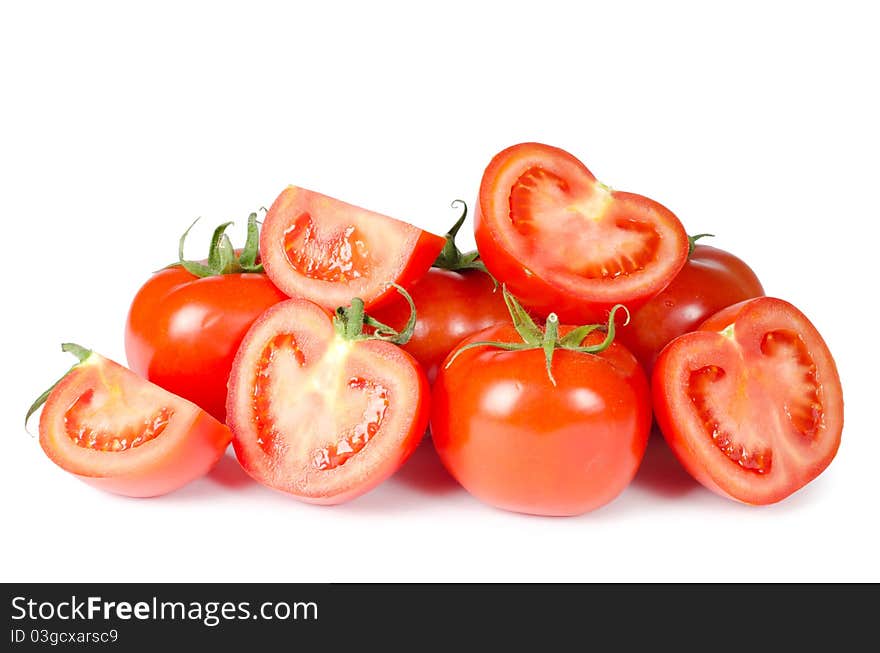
[37, 348, 231, 497]
[226, 298, 429, 504]
[475, 143, 689, 322]
[652, 297, 843, 504]
[260, 186, 445, 310]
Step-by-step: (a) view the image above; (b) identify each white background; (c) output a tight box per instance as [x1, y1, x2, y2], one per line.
[2, 1, 878, 582]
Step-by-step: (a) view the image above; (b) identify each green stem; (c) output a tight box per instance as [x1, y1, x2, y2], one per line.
[688, 233, 715, 257]
[24, 343, 94, 431]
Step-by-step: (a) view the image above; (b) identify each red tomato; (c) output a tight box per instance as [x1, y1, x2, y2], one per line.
[126, 267, 287, 422]
[226, 297, 429, 504]
[474, 142, 689, 323]
[618, 241, 764, 375]
[370, 269, 509, 383]
[32, 344, 231, 497]
[432, 327, 652, 516]
[260, 186, 445, 310]
[652, 297, 843, 504]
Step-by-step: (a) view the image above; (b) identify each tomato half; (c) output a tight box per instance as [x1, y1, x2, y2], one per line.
[226, 298, 429, 504]
[35, 345, 231, 497]
[260, 186, 445, 310]
[474, 143, 689, 322]
[370, 269, 509, 382]
[652, 297, 843, 504]
[125, 266, 287, 422]
[617, 242, 764, 375]
[431, 327, 652, 516]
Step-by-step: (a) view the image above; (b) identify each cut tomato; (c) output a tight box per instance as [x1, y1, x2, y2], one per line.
[226, 297, 429, 504]
[260, 186, 445, 310]
[31, 344, 231, 497]
[652, 297, 843, 504]
[475, 143, 689, 322]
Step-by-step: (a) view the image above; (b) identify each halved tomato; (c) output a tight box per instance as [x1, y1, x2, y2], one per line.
[30, 344, 231, 497]
[475, 143, 689, 322]
[226, 297, 429, 504]
[260, 186, 445, 310]
[653, 297, 843, 504]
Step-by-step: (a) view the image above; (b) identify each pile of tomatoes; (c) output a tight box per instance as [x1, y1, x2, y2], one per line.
[27, 142, 843, 515]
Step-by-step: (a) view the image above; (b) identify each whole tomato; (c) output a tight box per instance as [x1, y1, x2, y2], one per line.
[125, 215, 287, 422]
[616, 236, 764, 375]
[371, 202, 509, 382]
[431, 294, 651, 516]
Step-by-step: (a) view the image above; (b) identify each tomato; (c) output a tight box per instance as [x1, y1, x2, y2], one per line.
[226, 295, 429, 504]
[474, 142, 689, 323]
[370, 202, 510, 382]
[652, 297, 843, 505]
[260, 186, 445, 310]
[431, 299, 652, 516]
[371, 269, 508, 382]
[617, 238, 765, 375]
[29, 344, 231, 497]
[125, 216, 288, 422]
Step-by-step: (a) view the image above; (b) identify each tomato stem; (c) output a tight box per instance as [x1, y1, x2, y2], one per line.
[687, 233, 715, 258]
[444, 287, 628, 383]
[24, 343, 94, 432]
[171, 212, 266, 277]
[333, 284, 417, 346]
[432, 200, 493, 280]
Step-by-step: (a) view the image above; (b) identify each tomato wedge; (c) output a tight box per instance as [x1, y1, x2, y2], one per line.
[653, 297, 843, 504]
[29, 344, 231, 497]
[260, 186, 445, 310]
[226, 296, 429, 504]
[475, 142, 689, 322]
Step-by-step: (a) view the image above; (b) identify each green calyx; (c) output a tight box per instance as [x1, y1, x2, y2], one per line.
[446, 287, 629, 385]
[173, 211, 265, 277]
[431, 200, 491, 277]
[25, 343, 94, 431]
[687, 233, 715, 258]
[333, 284, 417, 345]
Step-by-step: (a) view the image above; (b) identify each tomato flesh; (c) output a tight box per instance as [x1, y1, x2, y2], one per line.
[39, 351, 231, 497]
[475, 142, 688, 322]
[261, 186, 445, 310]
[227, 298, 429, 504]
[509, 167, 661, 279]
[653, 297, 843, 504]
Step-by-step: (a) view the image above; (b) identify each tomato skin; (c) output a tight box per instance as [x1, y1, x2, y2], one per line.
[369, 269, 510, 382]
[431, 326, 651, 516]
[125, 266, 288, 422]
[226, 298, 430, 505]
[617, 244, 764, 375]
[474, 142, 689, 323]
[39, 352, 231, 497]
[652, 297, 843, 505]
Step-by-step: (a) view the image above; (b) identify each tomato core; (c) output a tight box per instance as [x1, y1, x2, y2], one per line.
[282, 213, 371, 282]
[508, 166, 660, 279]
[64, 389, 173, 452]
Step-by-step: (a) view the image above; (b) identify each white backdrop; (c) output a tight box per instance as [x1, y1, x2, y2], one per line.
[2, 1, 877, 582]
